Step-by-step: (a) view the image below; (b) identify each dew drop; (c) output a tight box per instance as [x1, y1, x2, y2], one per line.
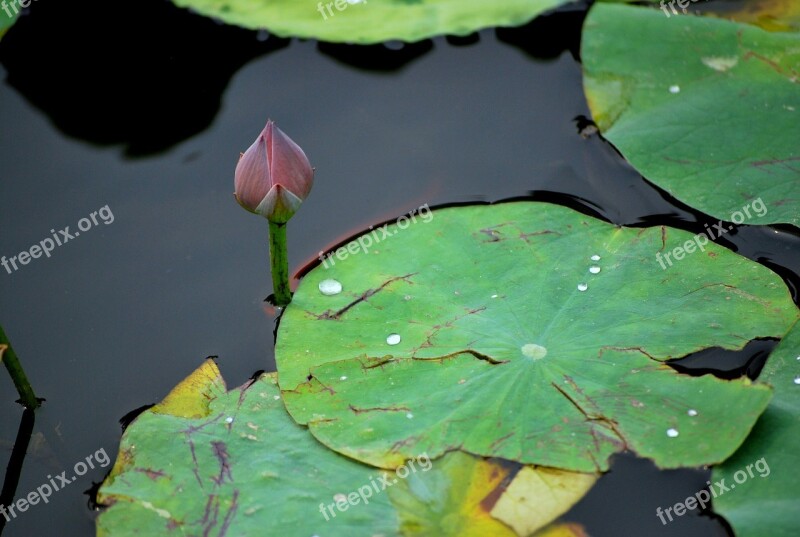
[225, 417, 234, 424]
[491, 294, 498, 298]
[318, 279, 342, 295]
[577, 283, 588, 292]
[794, 375, 800, 385]
[386, 333, 401, 345]
[666, 428, 679, 437]
[273, 395, 280, 400]
[340, 376, 347, 381]
[521, 343, 547, 360]
[406, 413, 414, 419]
[589, 266, 601, 274]
[669, 85, 681, 94]
[590, 255, 601, 261]
[687, 409, 698, 417]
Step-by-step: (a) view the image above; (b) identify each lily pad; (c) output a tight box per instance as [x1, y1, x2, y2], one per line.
[276, 202, 798, 472]
[582, 3, 800, 227]
[169, 0, 571, 44]
[0, 8, 18, 39]
[490, 466, 596, 536]
[711, 319, 800, 537]
[96, 359, 597, 536]
[389, 450, 597, 536]
[718, 0, 800, 32]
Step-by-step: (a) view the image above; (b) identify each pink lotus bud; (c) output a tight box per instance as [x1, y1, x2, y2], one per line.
[234, 120, 314, 223]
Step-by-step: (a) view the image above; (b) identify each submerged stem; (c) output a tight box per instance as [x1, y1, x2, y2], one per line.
[268, 221, 292, 306]
[0, 326, 40, 410]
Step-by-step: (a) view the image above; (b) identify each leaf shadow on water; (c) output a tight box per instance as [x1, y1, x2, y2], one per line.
[0, 0, 289, 157]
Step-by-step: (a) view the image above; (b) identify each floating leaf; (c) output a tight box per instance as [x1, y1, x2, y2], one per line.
[712, 319, 800, 537]
[0, 8, 18, 40]
[389, 451, 596, 536]
[582, 4, 800, 226]
[97, 359, 595, 536]
[276, 202, 797, 472]
[169, 0, 571, 44]
[717, 0, 800, 32]
[490, 466, 596, 536]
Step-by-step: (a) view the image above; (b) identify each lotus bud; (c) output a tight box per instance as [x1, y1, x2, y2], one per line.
[234, 120, 314, 223]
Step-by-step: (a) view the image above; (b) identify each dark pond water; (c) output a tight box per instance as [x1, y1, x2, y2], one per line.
[0, 1, 797, 536]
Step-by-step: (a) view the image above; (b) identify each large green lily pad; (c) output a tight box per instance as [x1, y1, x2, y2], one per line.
[276, 202, 798, 472]
[96, 359, 597, 536]
[711, 319, 800, 537]
[170, 0, 570, 44]
[582, 3, 800, 227]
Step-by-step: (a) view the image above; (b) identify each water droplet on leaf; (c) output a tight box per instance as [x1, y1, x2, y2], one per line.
[577, 283, 588, 292]
[386, 333, 401, 345]
[666, 428, 679, 437]
[318, 279, 342, 295]
[589, 266, 601, 274]
[521, 343, 547, 360]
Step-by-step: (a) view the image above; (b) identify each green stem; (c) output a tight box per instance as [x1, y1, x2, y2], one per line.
[0, 326, 40, 410]
[268, 221, 292, 306]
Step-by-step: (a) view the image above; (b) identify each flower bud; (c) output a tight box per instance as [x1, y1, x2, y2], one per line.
[234, 120, 314, 223]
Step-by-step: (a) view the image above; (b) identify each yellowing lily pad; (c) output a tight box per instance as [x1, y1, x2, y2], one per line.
[96, 359, 597, 536]
[491, 466, 597, 536]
